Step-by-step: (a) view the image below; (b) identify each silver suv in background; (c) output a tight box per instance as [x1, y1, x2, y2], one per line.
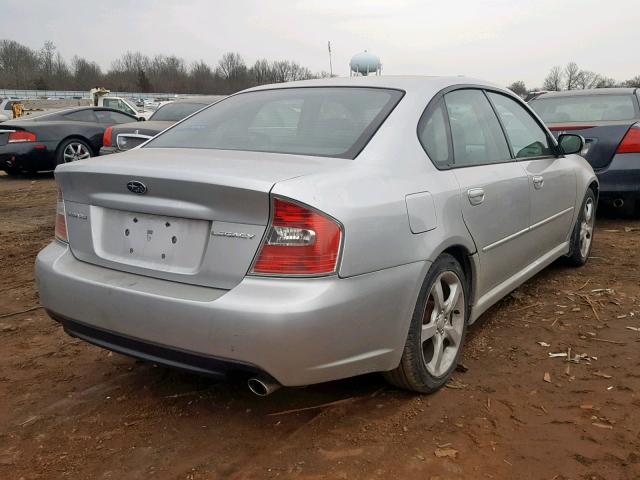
[36, 76, 597, 395]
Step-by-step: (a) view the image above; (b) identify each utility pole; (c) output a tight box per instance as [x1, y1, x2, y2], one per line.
[328, 41, 333, 77]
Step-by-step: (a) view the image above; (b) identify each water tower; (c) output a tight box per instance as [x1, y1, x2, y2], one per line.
[349, 51, 382, 76]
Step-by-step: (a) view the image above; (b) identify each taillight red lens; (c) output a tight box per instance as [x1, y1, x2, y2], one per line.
[548, 125, 594, 132]
[55, 187, 68, 243]
[617, 124, 640, 154]
[8, 131, 36, 143]
[252, 198, 342, 276]
[103, 127, 113, 147]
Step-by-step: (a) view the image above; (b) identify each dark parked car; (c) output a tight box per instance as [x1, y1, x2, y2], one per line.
[100, 96, 224, 155]
[0, 107, 139, 175]
[530, 88, 640, 215]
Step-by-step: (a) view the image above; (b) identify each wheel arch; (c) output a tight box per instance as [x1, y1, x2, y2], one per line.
[56, 135, 97, 158]
[440, 244, 477, 314]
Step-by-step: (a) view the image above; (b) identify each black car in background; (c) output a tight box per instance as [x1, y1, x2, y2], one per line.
[0, 107, 139, 175]
[100, 96, 224, 155]
[530, 88, 640, 215]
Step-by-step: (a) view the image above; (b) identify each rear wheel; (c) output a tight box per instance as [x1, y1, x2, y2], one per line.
[56, 139, 92, 165]
[3, 168, 21, 176]
[384, 254, 468, 393]
[565, 189, 596, 266]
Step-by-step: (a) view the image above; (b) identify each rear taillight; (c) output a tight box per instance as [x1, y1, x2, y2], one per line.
[8, 131, 36, 143]
[251, 198, 342, 276]
[55, 187, 68, 243]
[548, 125, 594, 132]
[103, 127, 113, 147]
[617, 124, 640, 154]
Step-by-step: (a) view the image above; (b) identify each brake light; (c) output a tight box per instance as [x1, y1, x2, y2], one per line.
[617, 124, 640, 154]
[103, 127, 113, 147]
[252, 198, 342, 276]
[8, 131, 36, 143]
[548, 125, 594, 132]
[55, 186, 68, 243]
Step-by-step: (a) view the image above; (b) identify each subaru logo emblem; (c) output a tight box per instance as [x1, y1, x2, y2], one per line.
[127, 181, 147, 195]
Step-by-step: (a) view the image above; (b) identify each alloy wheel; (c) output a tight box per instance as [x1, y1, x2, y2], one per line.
[421, 271, 465, 377]
[579, 197, 595, 259]
[63, 142, 91, 162]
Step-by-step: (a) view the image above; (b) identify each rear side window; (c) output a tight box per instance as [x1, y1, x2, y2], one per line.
[150, 102, 207, 122]
[444, 89, 511, 166]
[64, 110, 97, 122]
[530, 94, 638, 122]
[95, 110, 135, 124]
[418, 100, 450, 166]
[487, 92, 554, 159]
[146, 87, 404, 159]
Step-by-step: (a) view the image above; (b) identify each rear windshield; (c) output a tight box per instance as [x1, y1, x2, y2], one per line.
[530, 94, 638, 123]
[145, 87, 404, 159]
[150, 102, 209, 122]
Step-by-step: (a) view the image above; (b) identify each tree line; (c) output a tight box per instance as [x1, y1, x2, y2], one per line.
[508, 62, 640, 98]
[0, 40, 330, 94]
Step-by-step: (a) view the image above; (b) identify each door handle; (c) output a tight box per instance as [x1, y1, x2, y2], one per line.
[467, 188, 485, 206]
[533, 175, 544, 189]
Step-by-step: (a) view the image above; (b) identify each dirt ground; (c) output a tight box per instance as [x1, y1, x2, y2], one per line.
[1, 172, 639, 480]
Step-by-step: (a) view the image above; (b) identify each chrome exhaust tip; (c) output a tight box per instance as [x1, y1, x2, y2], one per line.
[613, 198, 624, 208]
[247, 375, 281, 396]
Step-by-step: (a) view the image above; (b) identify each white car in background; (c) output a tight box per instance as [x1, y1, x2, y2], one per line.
[0, 99, 23, 122]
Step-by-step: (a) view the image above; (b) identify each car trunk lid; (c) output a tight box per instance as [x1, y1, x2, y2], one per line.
[548, 120, 635, 170]
[56, 147, 349, 289]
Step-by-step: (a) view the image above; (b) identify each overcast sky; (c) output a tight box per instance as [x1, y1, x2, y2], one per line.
[5, 0, 638, 87]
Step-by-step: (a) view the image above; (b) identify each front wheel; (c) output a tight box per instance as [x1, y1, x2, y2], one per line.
[565, 189, 596, 267]
[384, 253, 468, 393]
[56, 139, 92, 165]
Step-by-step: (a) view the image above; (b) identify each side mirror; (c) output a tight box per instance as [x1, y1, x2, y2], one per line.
[558, 133, 584, 155]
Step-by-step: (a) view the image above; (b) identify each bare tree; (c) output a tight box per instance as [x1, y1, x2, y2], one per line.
[595, 76, 618, 88]
[543, 66, 564, 91]
[575, 70, 601, 90]
[622, 75, 640, 88]
[564, 62, 581, 90]
[507, 80, 528, 98]
[71, 55, 103, 89]
[0, 39, 339, 93]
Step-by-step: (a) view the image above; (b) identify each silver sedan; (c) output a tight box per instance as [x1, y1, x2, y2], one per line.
[35, 76, 597, 395]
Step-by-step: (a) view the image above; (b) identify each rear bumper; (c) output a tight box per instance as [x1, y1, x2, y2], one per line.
[35, 241, 426, 386]
[596, 153, 640, 200]
[0, 141, 57, 172]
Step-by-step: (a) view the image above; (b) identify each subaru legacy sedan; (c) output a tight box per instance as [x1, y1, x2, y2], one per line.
[36, 76, 597, 395]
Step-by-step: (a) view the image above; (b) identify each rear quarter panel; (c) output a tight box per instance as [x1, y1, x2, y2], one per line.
[273, 162, 474, 279]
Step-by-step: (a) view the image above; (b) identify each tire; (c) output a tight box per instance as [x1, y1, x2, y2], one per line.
[565, 188, 596, 267]
[3, 168, 21, 176]
[56, 138, 92, 165]
[384, 253, 468, 393]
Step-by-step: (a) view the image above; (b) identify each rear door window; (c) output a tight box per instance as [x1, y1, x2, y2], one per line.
[487, 92, 554, 159]
[64, 110, 97, 122]
[95, 110, 136, 124]
[444, 89, 511, 166]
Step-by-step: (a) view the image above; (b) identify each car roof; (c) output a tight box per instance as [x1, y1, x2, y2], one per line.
[535, 88, 638, 99]
[244, 75, 503, 93]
